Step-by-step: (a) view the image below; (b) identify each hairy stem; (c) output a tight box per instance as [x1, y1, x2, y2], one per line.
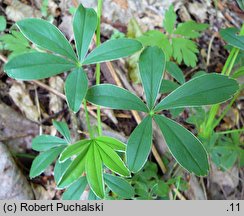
[96, 0, 103, 136]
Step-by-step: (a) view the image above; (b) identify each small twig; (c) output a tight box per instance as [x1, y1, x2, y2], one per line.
[33, 80, 66, 100]
[0, 53, 7, 62]
[217, 1, 240, 28]
[71, 0, 79, 7]
[207, 32, 218, 67]
[34, 85, 42, 135]
[40, 109, 67, 124]
[200, 177, 208, 200]
[106, 62, 123, 87]
[171, 185, 186, 200]
[0, 134, 31, 141]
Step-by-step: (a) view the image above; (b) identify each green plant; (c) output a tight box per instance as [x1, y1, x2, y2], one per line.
[31, 120, 135, 199]
[2, 2, 240, 200]
[210, 131, 244, 170]
[184, 25, 244, 172]
[187, 107, 244, 170]
[127, 5, 207, 84]
[4, 5, 142, 113]
[201, 25, 244, 139]
[130, 161, 188, 200]
[0, 29, 34, 59]
[40, 0, 52, 19]
[86, 45, 239, 176]
[137, 5, 209, 67]
[4, 3, 141, 199]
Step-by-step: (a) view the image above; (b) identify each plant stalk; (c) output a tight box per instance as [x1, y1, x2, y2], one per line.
[203, 23, 244, 138]
[83, 99, 94, 139]
[213, 91, 240, 129]
[96, 0, 103, 136]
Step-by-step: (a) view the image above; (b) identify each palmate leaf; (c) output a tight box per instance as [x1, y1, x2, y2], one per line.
[220, 28, 244, 50]
[32, 135, 68, 151]
[171, 38, 198, 67]
[62, 176, 88, 200]
[104, 174, 134, 199]
[155, 74, 239, 111]
[73, 4, 97, 61]
[126, 116, 153, 173]
[137, 30, 172, 60]
[86, 139, 129, 199]
[162, 4, 207, 67]
[86, 84, 148, 112]
[16, 18, 77, 61]
[139, 46, 166, 109]
[65, 68, 88, 113]
[4, 52, 76, 80]
[83, 38, 142, 65]
[30, 146, 65, 178]
[154, 115, 209, 176]
[53, 121, 71, 143]
[0, 30, 34, 59]
[58, 136, 128, 199]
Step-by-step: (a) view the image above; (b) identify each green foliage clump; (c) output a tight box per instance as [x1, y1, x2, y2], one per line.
[2, 3, 241, 200]
[137, 5, 209, 67]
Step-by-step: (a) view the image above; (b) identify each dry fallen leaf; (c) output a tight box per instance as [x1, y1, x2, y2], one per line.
[210, 164, 239, 190]
[59, 15, 73, 40]
[5, 0, 41, 22]
[49, 76, 64, 114]
[0, 102, 38, 151]
[113, 0, 129, 10]
[188, 1, 208, 22]
[9, 81, 39, 122]
[33, 181, 56, 200]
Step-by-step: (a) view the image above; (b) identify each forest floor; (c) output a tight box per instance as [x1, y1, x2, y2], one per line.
[0, 0, 243, 200]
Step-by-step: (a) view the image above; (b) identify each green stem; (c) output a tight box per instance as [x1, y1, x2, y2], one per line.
[216, 128, 244, 135]
[83, 99, 94, 139]
[203, 23, 244, 138]
[221, 48, 236, 75]
[96, 0, 103, 136]
[14, 153, 36, 159]
[226, 48, 239, 76]
[213, 92, 239, 129]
